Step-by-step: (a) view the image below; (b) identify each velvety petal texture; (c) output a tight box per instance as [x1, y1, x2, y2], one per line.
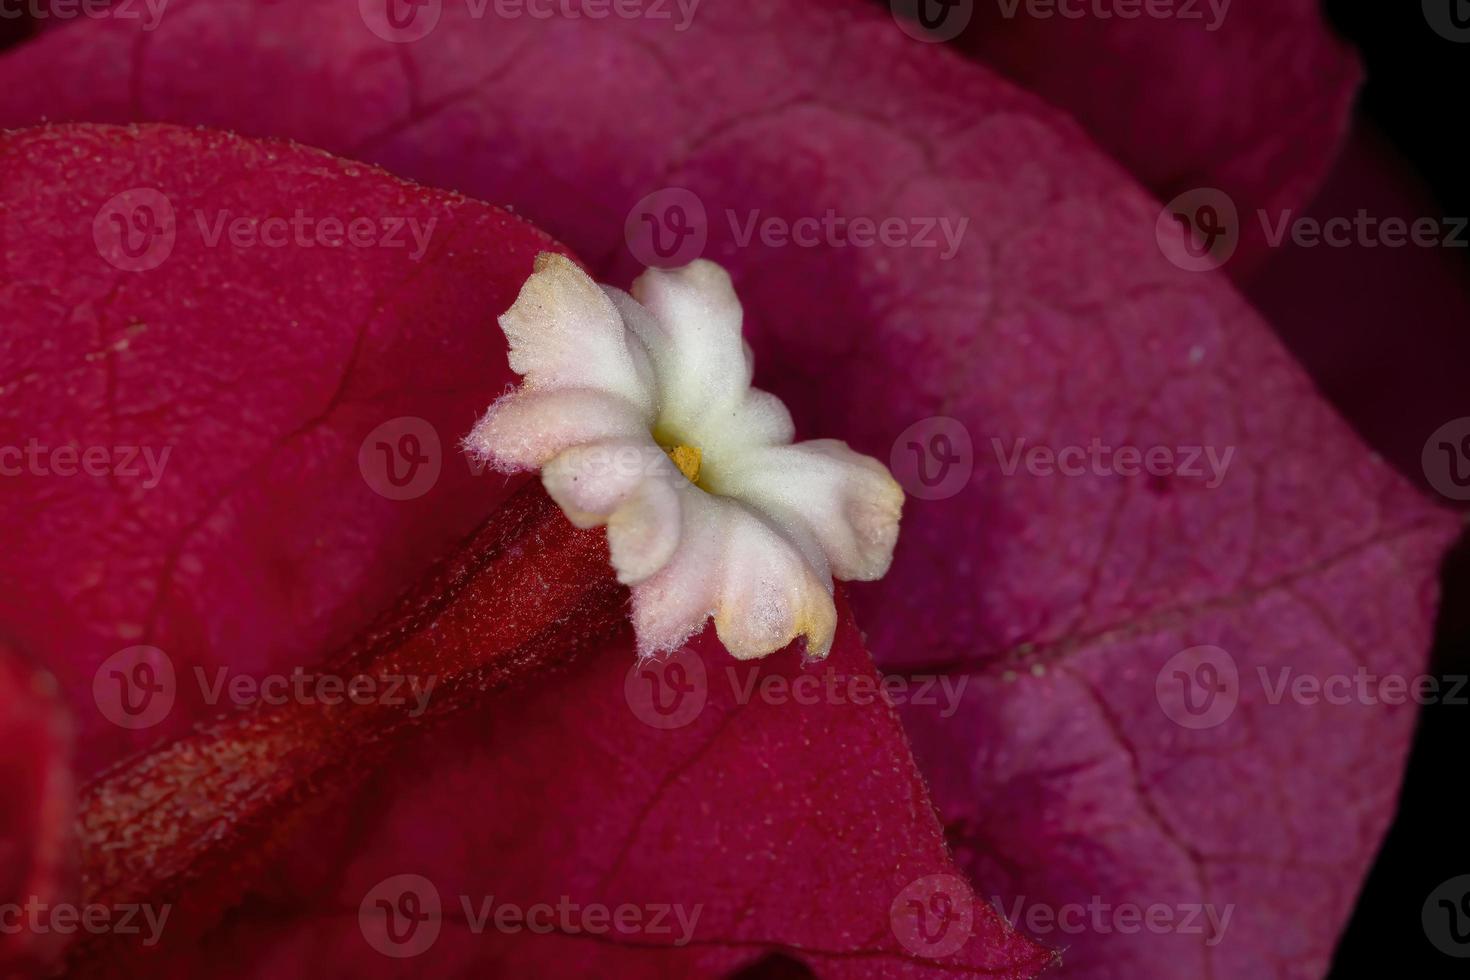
[943, 0, 1361, 272]
[0, 122, 1049, 979]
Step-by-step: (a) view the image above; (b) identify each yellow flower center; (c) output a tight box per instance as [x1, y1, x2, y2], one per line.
[666, 444, 703, 485]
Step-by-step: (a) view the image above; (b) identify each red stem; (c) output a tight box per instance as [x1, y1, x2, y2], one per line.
[68, 482, 627, 974]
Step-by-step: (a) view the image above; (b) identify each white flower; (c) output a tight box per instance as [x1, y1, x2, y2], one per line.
[465, 253, 903, 661]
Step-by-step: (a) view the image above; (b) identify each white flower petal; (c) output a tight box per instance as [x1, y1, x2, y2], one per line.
[542, 441, 685, 585]
[541, 440, 656, 521]
[711, 501, 839, 660]
[501, 254, 656, 413]
[711, 440, 904, 581]
[699, 388, 796, 461]
[474, 253, 905, 664]
[629, 261, 750, 439]
[630, 492, 837, 661]
[464, 388, 648, 471]
[605, 476, 684, 586]
[628, 491, 726, 657]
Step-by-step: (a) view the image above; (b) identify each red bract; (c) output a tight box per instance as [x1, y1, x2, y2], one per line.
[0, 1, 1458, 978]
[0, 643, 71, 975]
[940, 0, 1360, 272]
[0, 123, 1050, 978]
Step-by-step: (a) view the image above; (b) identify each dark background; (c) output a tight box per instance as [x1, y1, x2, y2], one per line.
[1322, 4, 1469, 975]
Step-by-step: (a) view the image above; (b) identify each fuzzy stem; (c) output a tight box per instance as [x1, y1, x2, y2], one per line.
[68, 481, 627, 974]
